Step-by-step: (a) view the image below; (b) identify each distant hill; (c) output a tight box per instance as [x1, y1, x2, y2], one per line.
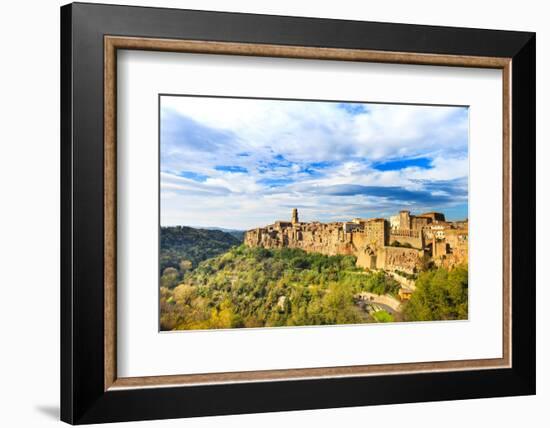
[160, 226, 241, 273]
[201, 227, 245, 241]
[227, 230, 245, 241]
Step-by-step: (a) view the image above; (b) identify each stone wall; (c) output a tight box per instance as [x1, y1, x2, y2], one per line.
[377, 246, 423, 274]
[389, 229, 424, 249]
[355, 245, 377, 269]
[433, 228, 468, 267]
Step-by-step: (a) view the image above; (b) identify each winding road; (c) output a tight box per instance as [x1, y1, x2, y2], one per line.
[355, 291, 402, 313]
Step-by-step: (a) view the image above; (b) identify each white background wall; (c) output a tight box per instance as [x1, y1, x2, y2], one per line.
[0, 0, 546, 427]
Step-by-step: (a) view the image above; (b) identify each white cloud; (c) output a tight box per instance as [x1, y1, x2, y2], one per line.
[160, 96, 469, 228]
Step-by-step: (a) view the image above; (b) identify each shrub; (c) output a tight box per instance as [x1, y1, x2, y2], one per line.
[372, 310, 394, 323]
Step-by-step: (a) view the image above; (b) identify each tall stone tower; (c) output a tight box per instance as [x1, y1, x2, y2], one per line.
[399, 210, 411, 230]
[291, 208, 299, 224]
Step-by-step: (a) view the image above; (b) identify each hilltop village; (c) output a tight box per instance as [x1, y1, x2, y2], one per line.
[244, 208, 468, 278]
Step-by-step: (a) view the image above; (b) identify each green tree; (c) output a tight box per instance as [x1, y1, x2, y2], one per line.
[364, 271, 400, 296]
[402, 265, 468, 321]
[179, 259, 193, 273]
[160, 267, 180, 288]
[322, 282, 362, 325]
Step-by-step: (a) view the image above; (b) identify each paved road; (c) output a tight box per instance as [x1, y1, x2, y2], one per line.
[369, 302, 398, 315]
[356, 291, 402, 312]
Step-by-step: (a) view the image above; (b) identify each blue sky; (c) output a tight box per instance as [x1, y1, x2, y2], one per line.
[160, 96, 468, 229]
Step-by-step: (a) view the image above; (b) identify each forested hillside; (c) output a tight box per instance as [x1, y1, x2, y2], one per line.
[203, 227, 245, 241]
[160, 226, 241, 276]
[160, 246, 401, 330]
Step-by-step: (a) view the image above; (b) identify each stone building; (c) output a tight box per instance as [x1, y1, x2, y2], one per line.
[419, 212, 446, 222]
[389, 215, 400, 230]
[243, 208, 468, 275]
[343, 222, 363, 233]
[399, 210, 412, 230]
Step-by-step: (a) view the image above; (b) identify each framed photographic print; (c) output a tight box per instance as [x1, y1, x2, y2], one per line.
[61, 2, 536, 424]
[158, 94, 470, 331]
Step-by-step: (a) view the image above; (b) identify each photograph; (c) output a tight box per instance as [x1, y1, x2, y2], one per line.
[159, 95, 470, 330]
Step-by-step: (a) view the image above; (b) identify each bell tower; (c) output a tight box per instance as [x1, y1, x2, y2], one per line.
[291, 208, 299, 224]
